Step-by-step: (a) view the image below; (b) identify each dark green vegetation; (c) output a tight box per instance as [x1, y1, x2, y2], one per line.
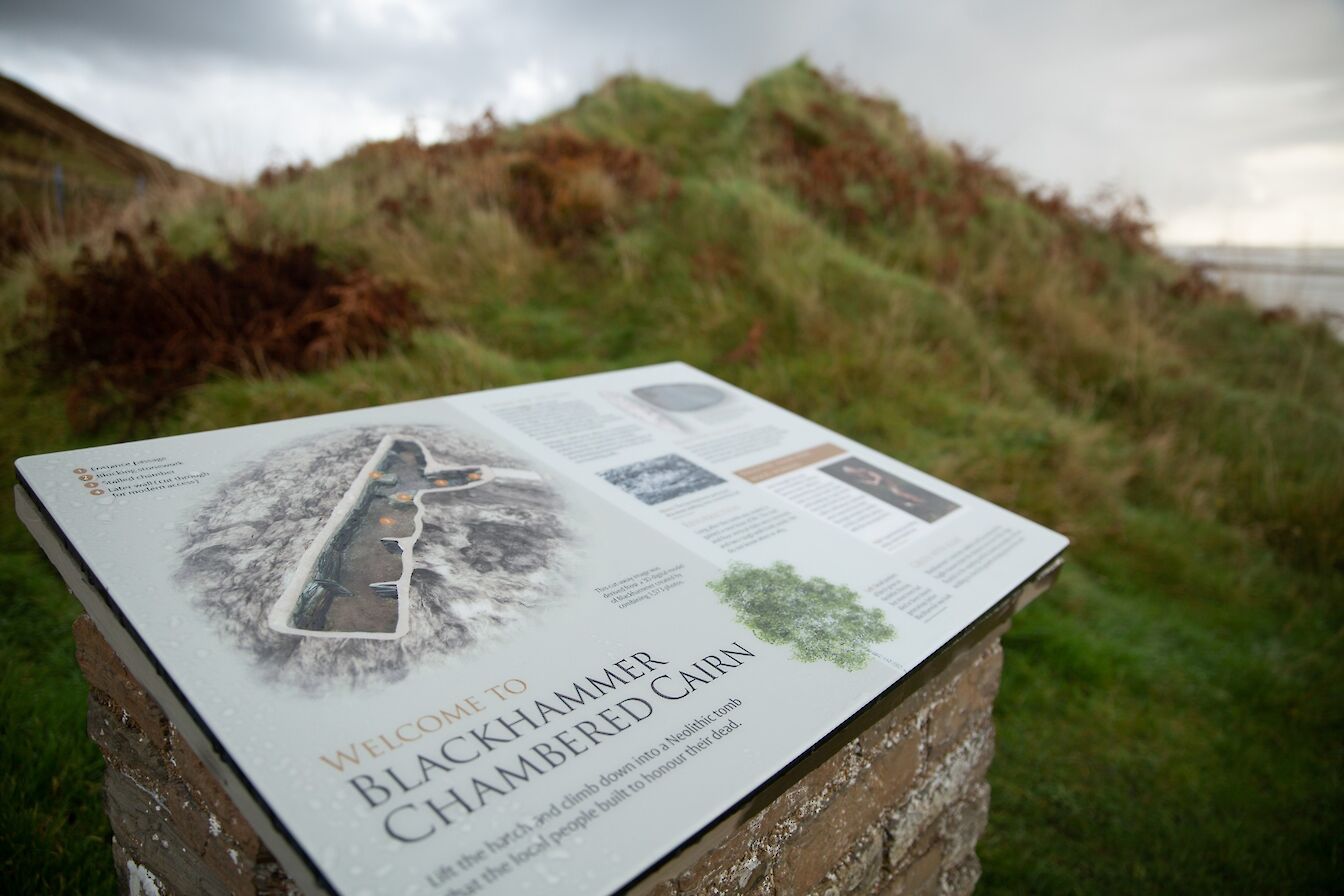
[709, 562, 895, 670]
[3, 62, 1341, 891]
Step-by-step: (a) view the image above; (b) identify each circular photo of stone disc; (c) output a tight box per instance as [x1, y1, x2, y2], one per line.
[632, 383, 726, 412]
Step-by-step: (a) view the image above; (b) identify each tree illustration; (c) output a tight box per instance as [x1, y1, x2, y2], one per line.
[707, 562, 895, 671]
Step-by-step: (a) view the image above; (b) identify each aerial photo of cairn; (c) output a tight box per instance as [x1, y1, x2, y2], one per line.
[176, 425, 574, 690]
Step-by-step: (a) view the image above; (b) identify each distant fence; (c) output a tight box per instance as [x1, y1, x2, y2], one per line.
[1, 164, 150, 258]
[1194, 258, 1344, 278]
[1171, 246, 1344, 336]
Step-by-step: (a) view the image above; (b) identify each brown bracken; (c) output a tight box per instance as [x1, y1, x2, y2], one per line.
[30, 226, 420, 428]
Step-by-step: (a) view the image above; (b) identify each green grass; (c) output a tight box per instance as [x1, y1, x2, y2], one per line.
[2, 60, 1341, 892]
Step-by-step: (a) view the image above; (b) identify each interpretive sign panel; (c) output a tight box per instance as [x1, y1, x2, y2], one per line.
[16, 362, 1066, 895]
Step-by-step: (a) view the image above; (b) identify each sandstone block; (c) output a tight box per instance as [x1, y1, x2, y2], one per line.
[75, 615, 171, 751]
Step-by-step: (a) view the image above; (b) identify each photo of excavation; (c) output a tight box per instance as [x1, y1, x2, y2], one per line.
[601, 453, 726, 505]
[821, 457, 960, 523]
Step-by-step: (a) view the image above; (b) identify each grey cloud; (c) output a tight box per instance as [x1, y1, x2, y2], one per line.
[1, 0, 1340, 242]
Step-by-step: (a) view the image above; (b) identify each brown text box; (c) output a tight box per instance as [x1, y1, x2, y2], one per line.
[735, 443, 846, 483]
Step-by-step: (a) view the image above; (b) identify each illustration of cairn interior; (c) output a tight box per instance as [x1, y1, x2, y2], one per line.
[268, 435, 539, 640]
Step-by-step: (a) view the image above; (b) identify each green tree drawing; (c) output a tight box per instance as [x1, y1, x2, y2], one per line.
[707, 562, 895, 671]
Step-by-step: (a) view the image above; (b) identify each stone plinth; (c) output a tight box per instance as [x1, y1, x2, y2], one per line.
[74, 610, 1016, 896]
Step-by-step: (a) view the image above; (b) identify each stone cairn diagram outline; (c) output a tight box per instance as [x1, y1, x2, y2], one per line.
[267, 434, 542, 640]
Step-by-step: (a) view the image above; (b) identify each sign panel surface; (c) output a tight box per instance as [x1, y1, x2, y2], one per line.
[17, 362, 1066, 895]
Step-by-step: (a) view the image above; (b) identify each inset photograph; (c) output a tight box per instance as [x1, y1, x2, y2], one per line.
[601, 453, 725, 505]
[632, 383, 726, 412]
[604, 381, 747, 434]
[820, 457, 959, 523]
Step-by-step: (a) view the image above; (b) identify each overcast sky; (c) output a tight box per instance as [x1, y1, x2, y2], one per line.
[3, 0, 1341, 246]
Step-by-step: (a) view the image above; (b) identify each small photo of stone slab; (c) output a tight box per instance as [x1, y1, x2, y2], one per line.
[631, 382, 727, 412]
[600, 453, 726, 505]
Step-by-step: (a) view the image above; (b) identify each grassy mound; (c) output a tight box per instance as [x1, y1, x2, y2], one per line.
[0, 72, 184, 261]
[2, 61, 1340, 892]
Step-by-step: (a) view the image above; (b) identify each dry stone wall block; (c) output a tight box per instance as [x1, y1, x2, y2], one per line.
[74, 614, 1009, 896]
